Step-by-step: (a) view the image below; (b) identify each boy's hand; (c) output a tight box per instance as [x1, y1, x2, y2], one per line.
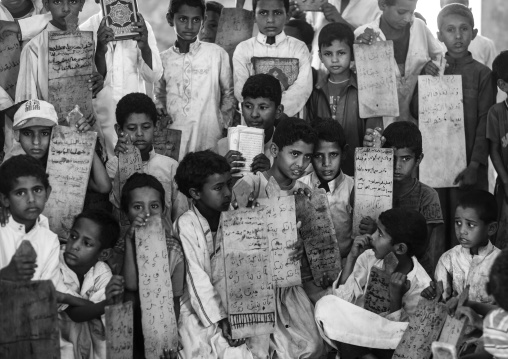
[355, 28, 378, 45]
[106, 275, 125, 305]
[224, 150, 245, 175]
[126, 213, 148, 241]
[319, 272, 335, 289]
[321, 3, 342, 23]
[219, 318, 246, 347]
[423, 60, 440, 77]
[389, 272, 410, 301]
[160, 348, 178, 359]
[251, 154, 270, 174]
[114, 132, 131, 156]
[288, 1, 306, 20]
[455, 306, 483, 330]
[454, 163, 478, 189]
[363, 128, 385, 148]
[74, 114, 95, 133]
[350, 235, 372, 259]
[421, 281, 437, 300]
[156, 108, 173, 127]
[359, 216, 377, 235]
[0, 20, 20, 36]
[89, 71, 104, 97]
[0, 251, 37, 282]
[133, 13, 149, 50]
[0, 205, 9, 227]
[231, 192, 259, 209]
[293, 187, 312, 198]
[96, 17, 114, 53]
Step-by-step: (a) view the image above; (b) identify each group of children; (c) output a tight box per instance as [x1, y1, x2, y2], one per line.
[1, 0, 508, 358]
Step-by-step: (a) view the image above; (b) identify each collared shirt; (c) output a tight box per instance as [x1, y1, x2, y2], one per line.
[333, 249, 431, 322]
[233, 31, 313, 117]
[484, 308, 508, 358]
[435, 241, 500, 303]
[106, 149, 189, 237]
[0, 215, 62, 289]
[299, 171, 354, 257]
[355, 17, 443, 122]
[154, 39, 235, 160]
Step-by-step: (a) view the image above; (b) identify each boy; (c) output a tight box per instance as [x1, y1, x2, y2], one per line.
[154, 0, 235, 160]
[58, 210, 120, 359]
[487, 51, 508, 249]
[355, 0, 443, 123]
[362, 122, 443, 272]
[198, 0, 223, 43]
[217, 74, 284, 175]
[232, 118, 326, 358]
[80, 0, 163, 158]
[174, 150, 256, 359]
[422, 190, 500, 304]
[120, 173, 184, 357]
[434, 4, 495, 249]
[107, 93, 188, 235]
[0, 155, 59, 284]
[233, 0, 312, 118]
[7, 99, 112, 195]
[306, 22, 381, 176]
[284, 19, 314, 53]
[315, 208, 432, 358]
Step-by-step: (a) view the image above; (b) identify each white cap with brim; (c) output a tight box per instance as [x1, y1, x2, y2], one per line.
[13, 99, 58, 131]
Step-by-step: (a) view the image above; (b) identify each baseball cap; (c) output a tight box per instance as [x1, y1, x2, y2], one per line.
[13, 99, 58, 131]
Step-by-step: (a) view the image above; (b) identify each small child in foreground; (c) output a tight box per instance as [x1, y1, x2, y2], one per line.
[58, 210, 121, 359]
[315, 208, 431, 359]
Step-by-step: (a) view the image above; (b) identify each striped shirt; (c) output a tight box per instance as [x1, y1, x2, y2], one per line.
[484, 308, 508, 358]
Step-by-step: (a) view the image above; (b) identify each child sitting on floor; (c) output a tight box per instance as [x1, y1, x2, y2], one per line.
[315, 208, 431, 359]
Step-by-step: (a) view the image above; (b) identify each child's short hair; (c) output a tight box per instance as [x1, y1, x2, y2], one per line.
[74, 210, 120, 250]
[175, 150, 231, 198]
[312, 118, 347, 150]
[492, 51, 508, 83]
[168, 0, 206, 18]
[457, 190, 498, 223]
[0, 155, 49, 196]
[378, 208, 428, 259]
[116, 93, 158, 128]
[285, 19, 315, 47]
[242, 74, 282, 107]
[440, 0, 469, 7]
[120, 173, 166, 213]
[383, 121, 423, 159]
[252, 0, 289, 12]
[318, 22, 354, 56]
[383, 0, 417, 5]
[487, 249, 508, 311]
[205, 0, 223, 15]
[437, 3, 474, 30]
[273, 117, 317, 150]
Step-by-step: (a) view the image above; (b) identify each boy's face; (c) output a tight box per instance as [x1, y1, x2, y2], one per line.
[167, 4, 204, 42]
[454, 206, 493, 250]
[126, 186, 163, 223]
[393, 147, 420, 183]
[18, 126, 52, 160]
[193, 172, 232, 213]
[242, 97, 282, 131]
[64, 217, 105, 270]
[438, 14, 477, 59]
[370, 220, 395, 260]
[380, 0, 416, 30]
[255, 0, 289, 38]
[1, 176, 51, 229]
[312, 140, 343, 182]
[199, 10, 220, 43]
[44, 0, 84, 28]
[120, 113, 154, 153]
[272, 140, 313, 180]
[319, 40, 352, 77]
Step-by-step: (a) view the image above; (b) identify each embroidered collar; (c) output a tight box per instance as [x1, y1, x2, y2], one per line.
[311, 171, 346, 193]
[7, 215, 43, 234]
[256, 31, 287, 46]
[460, 240, 496, 257]
[173, 38, 201, 54]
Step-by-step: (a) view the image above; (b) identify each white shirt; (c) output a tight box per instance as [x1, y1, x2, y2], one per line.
[299, 171, 354, 257]
[79, 13, 163, 158]
[469, 34, 498, 69]
[0, 215, 61, 288]
[153, 39, 235, 160]
[233, 32, 313, 117]
[435, 241, 500, 303]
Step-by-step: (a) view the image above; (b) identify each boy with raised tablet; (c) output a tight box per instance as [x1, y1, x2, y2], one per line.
[233, 0, 312, 118]
[315, 208, 432, 358]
